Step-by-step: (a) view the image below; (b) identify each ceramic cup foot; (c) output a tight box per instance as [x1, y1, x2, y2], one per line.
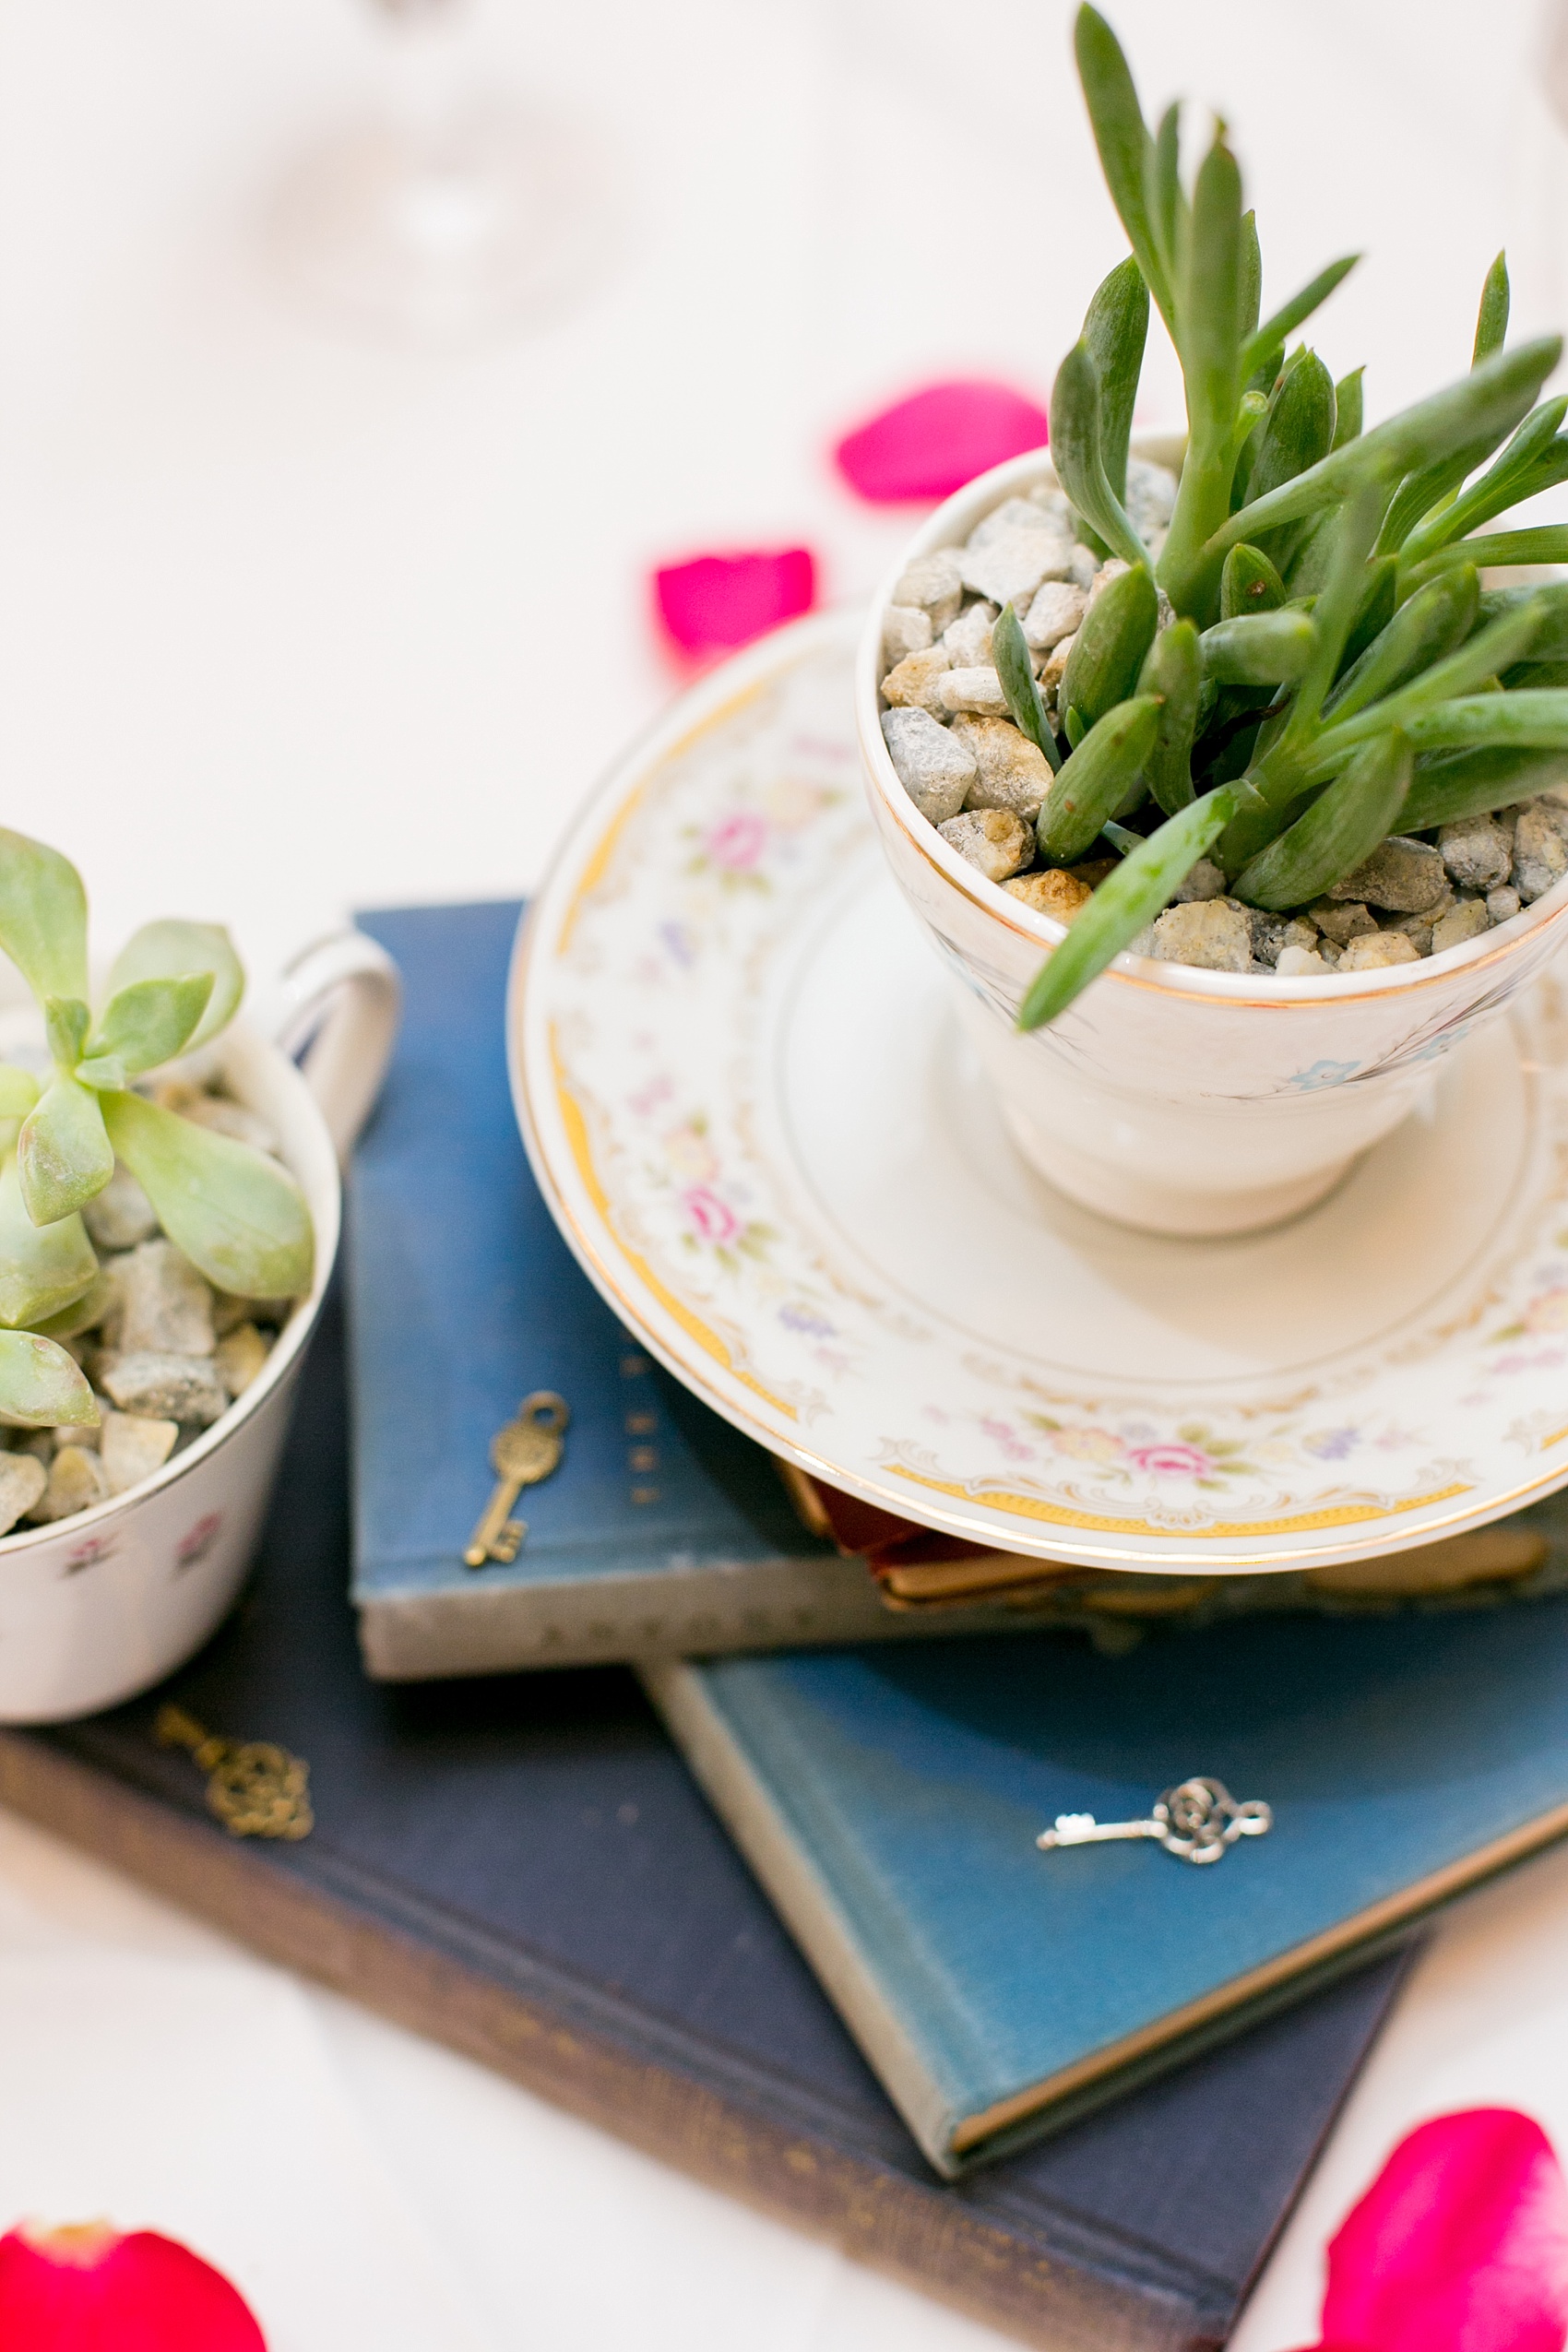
[1000, 1103, 1356, 1237]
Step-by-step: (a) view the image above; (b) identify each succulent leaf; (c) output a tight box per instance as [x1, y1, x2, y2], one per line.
[1400, 745, 1568, 833]
[1199, 609, 1315, 684]
[43, 998, 88, 1072]
[0, 1326, 97, 1428]
[1138, 621, 1202, 814]
[1402, 526, 1568, 587]
[1244, 350, 1337, 509]
[1302, 600, 1547, 780]
[1048, 342, 1149, 568]
[1233, 731, 1413, 909]
[101, 1088, 312, 1301]
[1084, 256, 1149, 504]
[1332, 368, 1364, 448]
[1018, 786, 1240, 1029]
[1324, 567, 1479, 724]
[1036, 695, 1163, 865]
[1206, 337, 1562, 568]
[1474, 250, 1510, 366]
[1220, 544, 1287, 619]
[108, 920, 244, 1052]
[17, 1075, 114, 1227]
[29, 1268, 114, 1341]
[992, 604, 1060, 769]
[1239, 255, 1360, 385]
[1401, 398, 1568, 565]
[90, 972, 214, 1075]
[1144, 102, 1184, 293]
[1396, 688, 1568, 760]
[0, 1154, 97, 1328]
[1073, 6, 1172, 327]
[0, 831, 89, 1008]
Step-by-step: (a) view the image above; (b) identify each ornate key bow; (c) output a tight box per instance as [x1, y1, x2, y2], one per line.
[1037, 1776, 1272, 1865]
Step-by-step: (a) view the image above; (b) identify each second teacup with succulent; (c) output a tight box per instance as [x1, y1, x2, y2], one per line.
[0, 826, 312, 1536]
[859, 7, 1568, 1233]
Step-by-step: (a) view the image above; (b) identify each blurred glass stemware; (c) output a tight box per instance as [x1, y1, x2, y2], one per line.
[267, 0, 616, 346]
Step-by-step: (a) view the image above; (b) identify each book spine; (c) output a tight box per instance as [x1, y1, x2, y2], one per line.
[357, 1560, 1022, 1680]
[640, 1657, 959, 2174]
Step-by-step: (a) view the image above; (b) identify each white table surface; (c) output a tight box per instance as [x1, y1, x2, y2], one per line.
[4, 0, 1568, 2342]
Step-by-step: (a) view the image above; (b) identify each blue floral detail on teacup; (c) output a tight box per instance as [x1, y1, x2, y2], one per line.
[1302, 1426, 1360, 1461]
[1287, 1059, 1361, 1091]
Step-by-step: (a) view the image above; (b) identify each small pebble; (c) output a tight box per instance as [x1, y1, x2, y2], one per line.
[1310, 899, 1379, 946]
[30, 1444, 109, 1523]
[1148, 900, 1253, 972]
[1067, 545, 1099, 591]
[52, 1420, 99, 1453]
[959, 527, 1073, 611]
[1004, 869, 1092, 921]
[1439, 815, 1513, 893]
[937, 808, 1033, 883]
[950, 716, 1051, 822]
[881, 707, 976, 824]
[1276, 944, 1333, 977]
[1337, 931, 1421, 972]
[880, 645, 951, 714]
[1487, 885, 1522, 923]
[942, 601, 999, 668]
[1172, 859, 1226, 905]
[216, 1323, 271, 1398]
[82, 1164, 159, 1252]
[117, 1239, 215, 1358]
[1027, 482, 1075, 530]
[1329, 836, 1448, 913]
[1381, 911, 1438, 956]
[936, 666, 1010, 718]
[1088, 558, 1130, 605]
[1431, 899, 1492, 955]
[101, 1409, 179, 1496]
[968, 497, 1055, 549]
[0, 1454, 45, 1535]
[1250, 911, 1320, 967]
[1022, 579, 1087, 652]
[1038, 633, 1075, 711]
[1512, 804, 1568, 903]
[891, 550, 963, 634]
[883, 604, 932, 667]
[98, 1351, 228, 1427]
[1123, 457, 1177, 537]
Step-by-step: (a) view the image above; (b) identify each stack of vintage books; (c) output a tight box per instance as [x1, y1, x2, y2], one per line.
[6, 896, 1568, 2352]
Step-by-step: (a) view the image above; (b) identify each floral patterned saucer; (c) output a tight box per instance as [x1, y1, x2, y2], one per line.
[511, 613, 1568, 1574]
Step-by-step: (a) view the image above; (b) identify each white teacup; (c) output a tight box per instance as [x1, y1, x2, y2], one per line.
[857, 447, 1568, 1237]
[0, 931, 398, 1723]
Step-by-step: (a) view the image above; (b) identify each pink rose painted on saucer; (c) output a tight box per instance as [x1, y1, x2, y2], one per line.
[683, 1186, 741, 1248]
[1124, 1442, 1217, 1479]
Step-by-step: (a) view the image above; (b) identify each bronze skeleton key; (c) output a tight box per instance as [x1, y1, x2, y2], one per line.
[464, 1393, 570, 1567]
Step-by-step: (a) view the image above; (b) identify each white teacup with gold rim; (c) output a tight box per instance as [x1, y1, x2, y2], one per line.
[856, 446, 1568, 1238]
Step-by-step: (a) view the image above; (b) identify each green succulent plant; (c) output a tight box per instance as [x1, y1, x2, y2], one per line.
[1015, 6, 1568, 1028]
[0, 827, 313, 1429]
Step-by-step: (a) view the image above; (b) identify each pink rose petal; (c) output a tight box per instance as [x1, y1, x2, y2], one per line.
[0, 2221, 267, 2351]
[1291, 2109, 1568, 2352]
[834, 380, 1051, 504]
[653, 549, 816, 659]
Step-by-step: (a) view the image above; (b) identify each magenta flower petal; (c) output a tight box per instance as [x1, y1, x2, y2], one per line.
[0, 2222, 267, 2350]
[1298, 2110, 1568, 2352]
[653, 549, 816, 659]
[834, 380, 1051, 504]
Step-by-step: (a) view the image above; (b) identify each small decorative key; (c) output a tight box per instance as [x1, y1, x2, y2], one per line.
[1037, 1776, 1272, 1866]
[464, 1392, 570, 1567]
[154, 1705, 314, 1840]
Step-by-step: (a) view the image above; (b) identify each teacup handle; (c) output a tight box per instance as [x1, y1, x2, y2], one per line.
[270, 929, 401, 1165]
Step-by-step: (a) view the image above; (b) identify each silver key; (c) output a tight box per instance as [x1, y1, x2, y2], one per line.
[1036, 1776, 1272, 1866]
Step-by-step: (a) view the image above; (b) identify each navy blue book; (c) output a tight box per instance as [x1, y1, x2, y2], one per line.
[0, 1294, 1408, 2352]
[347, 903, 1017, 1679]
[646, 1563, 1568, 2175]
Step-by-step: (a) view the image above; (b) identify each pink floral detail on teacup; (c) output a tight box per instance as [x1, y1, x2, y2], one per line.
[1051, 1426, 1125, 1465]
[683, 1186, 741, 1248]
[1125, 1441, 1216, 1479]
[980, 1415, 1032, 1462]
[175, 1513, 222, 1572]
[63, 1535, 115, 1576]
[664, 1122, 719, 1183]
[705, 811, 768, 871]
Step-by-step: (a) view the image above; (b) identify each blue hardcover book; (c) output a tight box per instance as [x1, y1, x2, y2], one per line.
[347, 902, 1018, 1679]
[645, 1562, 1568, 2175]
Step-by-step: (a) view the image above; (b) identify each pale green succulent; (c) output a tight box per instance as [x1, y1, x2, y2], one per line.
[0, 827, 313, 1430]
[1012, 6, 1568, 1027]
